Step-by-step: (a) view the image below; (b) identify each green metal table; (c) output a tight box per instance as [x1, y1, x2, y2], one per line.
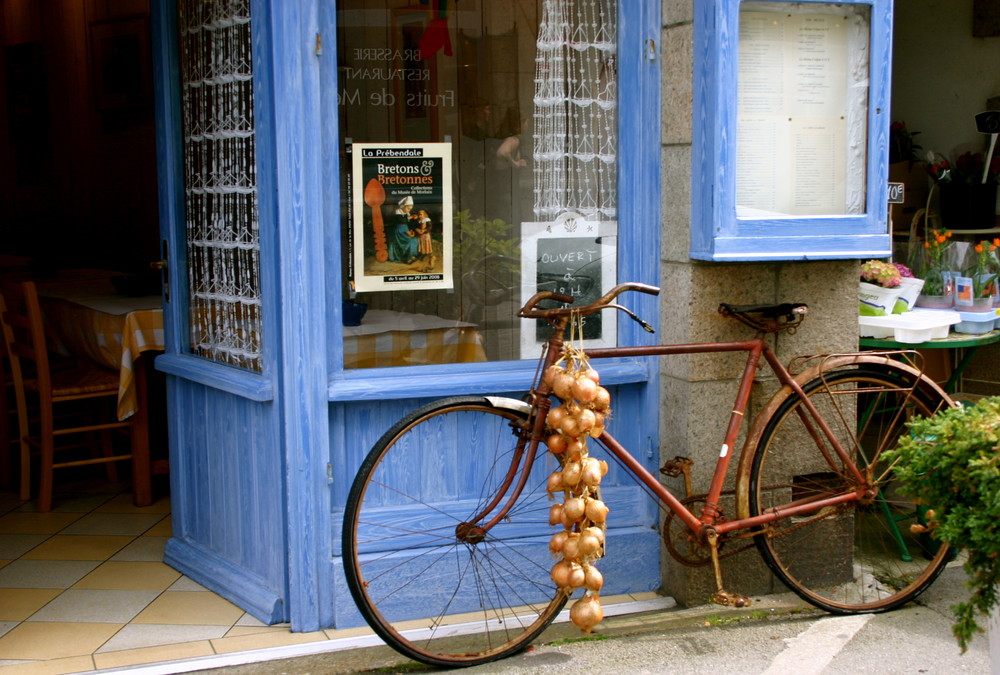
[859, 330, 1000, 393]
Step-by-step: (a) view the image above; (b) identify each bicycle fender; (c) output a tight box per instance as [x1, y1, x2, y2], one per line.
[484, 396, 532, 415]
[733, 353, 953, 521]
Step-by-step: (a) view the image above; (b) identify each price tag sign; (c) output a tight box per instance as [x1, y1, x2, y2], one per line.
[888, 182, 905, 204]
[975, 110, 1000, 134]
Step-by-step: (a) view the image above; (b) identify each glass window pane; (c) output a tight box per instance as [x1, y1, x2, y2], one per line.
[336, 0, 617, 368]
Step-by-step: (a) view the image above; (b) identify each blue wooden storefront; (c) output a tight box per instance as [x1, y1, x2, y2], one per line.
[150, 0, 663, 632]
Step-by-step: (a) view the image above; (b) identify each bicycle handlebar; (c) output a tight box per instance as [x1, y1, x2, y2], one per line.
[517, 282, 660, 320]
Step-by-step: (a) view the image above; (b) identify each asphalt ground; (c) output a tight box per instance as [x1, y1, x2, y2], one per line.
[164, 560, 992, 675]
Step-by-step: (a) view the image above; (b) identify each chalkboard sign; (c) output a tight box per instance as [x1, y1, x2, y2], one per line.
[534, 236, 605, 342]
[520, 216, 618, 358]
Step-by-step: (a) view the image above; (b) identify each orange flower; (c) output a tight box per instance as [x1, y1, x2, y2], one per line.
[976, 243, 984, 253]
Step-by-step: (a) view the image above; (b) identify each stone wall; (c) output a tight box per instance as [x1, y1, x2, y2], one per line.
[658, 0, 861, 606]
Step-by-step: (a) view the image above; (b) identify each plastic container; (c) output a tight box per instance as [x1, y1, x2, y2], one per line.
[859, 311, 961, 343]
[953, 310, 996, 335]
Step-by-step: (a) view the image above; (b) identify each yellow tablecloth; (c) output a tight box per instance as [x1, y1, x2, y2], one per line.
[37, 277, 164, 420]
[342, 309, 487, 368]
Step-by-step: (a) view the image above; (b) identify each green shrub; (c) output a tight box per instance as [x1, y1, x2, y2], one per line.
[885, 396, 1000, 651]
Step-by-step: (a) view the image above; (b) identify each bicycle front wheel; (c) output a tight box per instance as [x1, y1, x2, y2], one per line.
[342, 396, 567, 667]
[748, 364, 953, 613]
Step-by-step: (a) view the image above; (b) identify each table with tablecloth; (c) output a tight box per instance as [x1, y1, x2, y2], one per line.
[342, 309, 487, 368]
[36, 277, 164, 420]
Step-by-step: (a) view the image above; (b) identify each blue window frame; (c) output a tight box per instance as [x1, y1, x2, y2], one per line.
[691, 0, 893, 261]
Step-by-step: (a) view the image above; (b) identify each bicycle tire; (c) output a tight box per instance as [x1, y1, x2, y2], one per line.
[748, 364, 952, 613]
[342, 396, 569, 667]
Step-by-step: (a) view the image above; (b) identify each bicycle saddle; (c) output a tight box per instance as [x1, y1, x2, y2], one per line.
[718, 302, 808, 320]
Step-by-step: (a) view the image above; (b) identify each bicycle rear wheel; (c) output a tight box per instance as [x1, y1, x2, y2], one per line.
[342, 396, 567, 667]
[748, 364, 953, 613]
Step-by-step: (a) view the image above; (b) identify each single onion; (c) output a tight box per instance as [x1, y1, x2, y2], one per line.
[598, 459, 609, 476]
[547, 405, 567, 430]
[566, 437, 585, 456]
[549, 530, 569, 555]
[543, 365, 564, 388]
[553, 372, 577, 399]
[578, 531, 602, 556]
[546, 432, 567, 455]
[572, 375, 599, 403]
[584, 564, 604, 591]
[575, 408, 597, 433]
[549, 503, 565, 526]
[592, 387, 611, 412]
[567, 562, 587, 588]
[561, 462, 583, 489]
[580, 457, 603, 487]
[570, 594, 604, 633]
[563, 496, 586, 521]
[547, 471, 563, 493]
[584, 367, 600, 385]
[589, 420, 606, 439]
[560, 414, 581, 438]
[562, 532, 582, 561]
[551, 559, 574, 587]
[585, 498, 609, 523]
[582, 526, 605, 544]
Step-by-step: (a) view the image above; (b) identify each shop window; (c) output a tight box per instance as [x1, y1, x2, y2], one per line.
[336, 0, 618, 367]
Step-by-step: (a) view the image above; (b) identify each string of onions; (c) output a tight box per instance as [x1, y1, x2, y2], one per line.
[543, 334, 612, 635]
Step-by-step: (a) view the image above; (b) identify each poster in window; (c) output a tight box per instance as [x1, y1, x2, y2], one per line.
[351, 142, 453, 292]
[520, 213, 617, 359]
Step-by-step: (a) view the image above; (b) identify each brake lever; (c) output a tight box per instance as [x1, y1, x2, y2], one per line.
[610, 303, 655, 333]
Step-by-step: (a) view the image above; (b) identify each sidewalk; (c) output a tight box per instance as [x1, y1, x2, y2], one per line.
[98, 560, 991, 674]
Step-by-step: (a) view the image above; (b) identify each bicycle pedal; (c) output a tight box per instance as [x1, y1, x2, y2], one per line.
[709, 591, 750, 608]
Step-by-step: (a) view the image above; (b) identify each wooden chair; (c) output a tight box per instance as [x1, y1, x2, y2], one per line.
[0, 282, 134, 512]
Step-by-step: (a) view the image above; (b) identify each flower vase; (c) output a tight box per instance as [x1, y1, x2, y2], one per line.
[859, 282, 903, 316]
[892, 277, 925, 313]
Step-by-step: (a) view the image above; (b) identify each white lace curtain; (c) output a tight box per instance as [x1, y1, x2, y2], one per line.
[532, 0, 617, 221]
[177, 0, 263, 371]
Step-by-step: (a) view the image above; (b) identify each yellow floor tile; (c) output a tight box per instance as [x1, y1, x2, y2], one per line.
[0, 621, 121, 660]
[72, 561, 180, 591]
[132, 591, 244, 626]
[0, 655, 95, 675]
[0, 588, 62, 621]
[224, 624, 294, 637]
[93, 639, 214, 670]
[211, 629, 327, 654]
[0, 512, 82, 535]
[20, 535, 133, 561]
[143, 516, 172, 537]
[94, 494, 171, 515]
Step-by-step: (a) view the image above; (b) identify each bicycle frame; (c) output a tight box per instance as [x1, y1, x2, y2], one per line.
[473, 317, 877, 549]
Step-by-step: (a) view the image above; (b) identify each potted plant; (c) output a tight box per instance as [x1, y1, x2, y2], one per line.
[956, 239, 1000, 312]
[914, 228, 956, 309]
[885, 397, 1000, 652]
[859, 259, 903, 316]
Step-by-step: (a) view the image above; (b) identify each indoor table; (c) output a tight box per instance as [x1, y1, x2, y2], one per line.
[342, 309, 488, 368]
[35, 271, 164, 506]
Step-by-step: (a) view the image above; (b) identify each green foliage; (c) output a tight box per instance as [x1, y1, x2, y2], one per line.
[453, 209, 520, 264]
[885, 397, 1000, 651]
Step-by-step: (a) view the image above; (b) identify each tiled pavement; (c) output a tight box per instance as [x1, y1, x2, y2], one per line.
[0, 483, 666, 674]
[0, 484, 342, 674]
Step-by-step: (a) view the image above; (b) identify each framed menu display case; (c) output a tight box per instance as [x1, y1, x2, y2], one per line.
[691, 0, 893, 261]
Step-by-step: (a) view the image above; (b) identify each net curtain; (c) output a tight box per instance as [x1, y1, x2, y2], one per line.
[532, 0, 617, 222]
